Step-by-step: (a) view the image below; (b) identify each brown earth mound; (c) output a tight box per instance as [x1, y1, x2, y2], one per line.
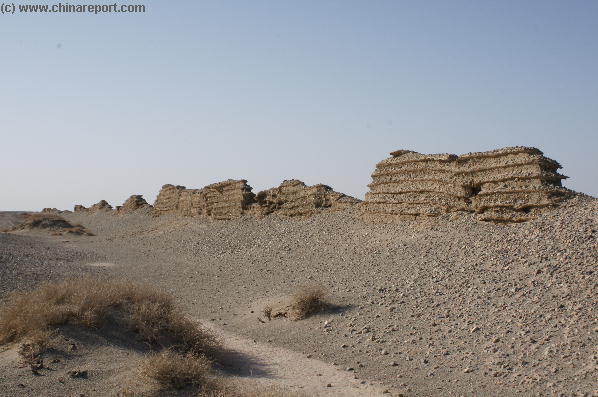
[364, 146, 572, 223]
[11, 213, 93, 236]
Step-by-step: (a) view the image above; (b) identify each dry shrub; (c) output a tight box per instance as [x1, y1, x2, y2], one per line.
[289, 285, 328, 320]
[262, 286, 330, 322]
[263, 306, 272, 321]
[0, 278, 218, 357]
[140, 350, 212, 390]
[17, 329, 53, 372]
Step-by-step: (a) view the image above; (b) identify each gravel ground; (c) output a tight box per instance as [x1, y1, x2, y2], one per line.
[0, 231, 103, 300]
[1, 195, 596, 396]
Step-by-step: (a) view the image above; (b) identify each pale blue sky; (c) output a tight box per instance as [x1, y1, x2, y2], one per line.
[1, 1, 597, 210]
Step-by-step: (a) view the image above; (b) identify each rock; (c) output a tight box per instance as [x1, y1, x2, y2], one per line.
[67, 370, 88, 378]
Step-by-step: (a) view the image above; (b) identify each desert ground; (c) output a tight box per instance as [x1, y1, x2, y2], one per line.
[0, 194, 597, 397]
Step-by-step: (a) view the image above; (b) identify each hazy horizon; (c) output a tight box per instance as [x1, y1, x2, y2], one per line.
[2, 1, 597, 211]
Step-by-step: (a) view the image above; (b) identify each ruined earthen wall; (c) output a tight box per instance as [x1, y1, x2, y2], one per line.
[117, 195, 151, 214]
[152, 180, 256, 220]
[73, 200, 113, 213]
[364, 147, 570, 223]
[254, 179, 361, 217]
[152, 179, 360, 220]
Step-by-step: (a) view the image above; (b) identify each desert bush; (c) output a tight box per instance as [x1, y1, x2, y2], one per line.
[0, 278, 219, 357]
[140, 350, 213, 390]
[289, 285, 328, 320]
[263, 306, 272, 321]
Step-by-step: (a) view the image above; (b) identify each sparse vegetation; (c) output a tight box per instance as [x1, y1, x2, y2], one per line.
[0, 278, 308, 397]
[0, 278, 219, 358]
[263, 285, 330, 322]
[17, 330, 52, 372]
[289, 285, 328, 320]
[140, 350, 213, 391]
[263, 306, 272, 321]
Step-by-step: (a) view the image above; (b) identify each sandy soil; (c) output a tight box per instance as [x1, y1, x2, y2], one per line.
[202, 321, 390, 396]
[1, 196, 596, 396]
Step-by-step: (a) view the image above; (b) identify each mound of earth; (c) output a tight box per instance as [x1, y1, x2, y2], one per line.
[0, 212, 30, 231]
[10, 213, 93, 236]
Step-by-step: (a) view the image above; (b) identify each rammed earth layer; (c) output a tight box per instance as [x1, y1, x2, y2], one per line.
[364, 146, 572, 223]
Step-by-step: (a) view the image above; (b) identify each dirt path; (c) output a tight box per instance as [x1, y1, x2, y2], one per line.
[201, 321, 393, 397]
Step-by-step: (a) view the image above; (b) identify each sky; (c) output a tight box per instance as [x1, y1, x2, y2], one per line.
[1, 0, 597, 211]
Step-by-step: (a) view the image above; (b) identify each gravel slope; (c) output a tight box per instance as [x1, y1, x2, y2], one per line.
[53, 194, 598, 397]
[1, 195, 595, 396]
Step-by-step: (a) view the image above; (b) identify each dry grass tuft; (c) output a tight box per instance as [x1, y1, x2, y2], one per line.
[140, 350, 213, 390]
[17, 330, 53, 373]
[263, 306, 272, 321]
[0, 278, 219, 357]
[262, 286, 330, 322]
[289, 285, 328, 320]
[11, 212, 94, 236]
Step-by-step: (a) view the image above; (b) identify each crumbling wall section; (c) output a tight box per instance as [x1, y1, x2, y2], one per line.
[254, 179, 360, 217]
[117, 195, 151, 214]
[152, 180, 256, 220]
[364, 147, 570, 223]
[152, 179, 360, 220]
[73, 200, 113, 214]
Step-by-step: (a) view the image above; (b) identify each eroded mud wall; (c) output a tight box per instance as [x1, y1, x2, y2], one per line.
[153, 180, 256, 220]
[364, 147, 570, 223]
[118, 195, 151, 214]
[254, 179, 360, 217]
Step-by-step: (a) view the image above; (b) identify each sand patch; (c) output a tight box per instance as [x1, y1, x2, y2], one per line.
[85, 262, 117, 268]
